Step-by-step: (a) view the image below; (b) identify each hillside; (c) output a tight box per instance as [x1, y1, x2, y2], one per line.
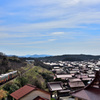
[24, 66, 53, 89]
[0, 54, 27, 74]
[2, 66, 53, 97]
[38, 54, 100, 61]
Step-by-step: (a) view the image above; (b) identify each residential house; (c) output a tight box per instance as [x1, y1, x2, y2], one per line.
[10, 84, 50, 100]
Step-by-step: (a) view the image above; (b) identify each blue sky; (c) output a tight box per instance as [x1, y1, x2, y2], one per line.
[0, 0, 100, 56]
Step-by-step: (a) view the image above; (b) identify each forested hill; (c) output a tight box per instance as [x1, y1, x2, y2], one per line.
[0, 53, 27, 74]
[38, 54, 100, 62]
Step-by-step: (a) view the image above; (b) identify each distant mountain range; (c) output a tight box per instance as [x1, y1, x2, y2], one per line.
[6, 54, 52, 58]
[4, 53, 100, 61]
[20, 54, 52, 58]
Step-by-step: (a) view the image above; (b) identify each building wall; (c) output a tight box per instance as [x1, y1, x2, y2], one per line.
[20, 90, 50, 100]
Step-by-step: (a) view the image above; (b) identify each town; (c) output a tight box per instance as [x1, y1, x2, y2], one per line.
[1, 0, 100, 100]
[1, 57, 100, 100]
[43, 60, 100, 99]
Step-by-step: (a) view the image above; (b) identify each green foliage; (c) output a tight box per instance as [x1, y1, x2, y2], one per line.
[16, 76, 28, 87]
[2, 65, 53, 94]
[25, 66, 46, 89]
[9, 84, 19, 93]
[24, 66, 53, 89]
[3, 82, 20, 94]
[41, 73, 53, 82]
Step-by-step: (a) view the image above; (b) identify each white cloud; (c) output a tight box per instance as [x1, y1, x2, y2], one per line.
[0, 0, 100, 34]
[48, 39, 56, 41]
[51, 32, 65, 35]
[80, 0, 100, 5]
[0, 33, 29, 38]
[9, 0, 99, 8]
[0, 38, 57, 46]
[0, 32, 47, 38]
[1, 10, 100, 33]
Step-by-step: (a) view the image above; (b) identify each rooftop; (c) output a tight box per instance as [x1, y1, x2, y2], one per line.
[10, 84, 50, 100]
[47, 81, 63, 91]
[72, 71, 100, 100]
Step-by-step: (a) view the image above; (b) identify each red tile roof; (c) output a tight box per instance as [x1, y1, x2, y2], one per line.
[34, 96, 48, 100]
[10, 84, 50, 100]
[10, 84, 36, 100]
